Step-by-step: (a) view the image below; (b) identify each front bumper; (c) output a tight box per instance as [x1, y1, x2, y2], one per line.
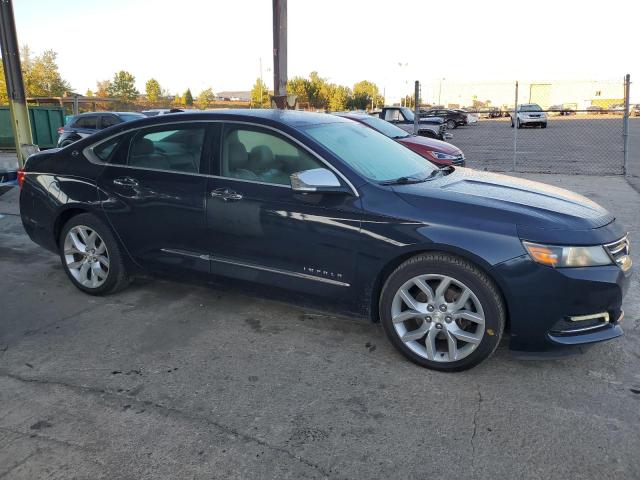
[492, 255, 631, 353]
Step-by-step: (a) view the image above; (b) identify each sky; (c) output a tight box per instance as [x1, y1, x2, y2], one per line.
[13, 0, 640, 103]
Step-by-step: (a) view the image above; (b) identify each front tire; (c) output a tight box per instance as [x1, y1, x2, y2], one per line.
[59, 213, 129, 295]
[379, 253, 505, 372]
[446, 119, 456, 129]
[541, 122, 547, 129]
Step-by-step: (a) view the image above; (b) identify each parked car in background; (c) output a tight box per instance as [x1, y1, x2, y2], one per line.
[141, 108, 184, 117]
[510, 104, 547, 128]
[586, 105, 604, 114]
[456, 109, 478, 124]
[609, 104, 626, 114]
[19, 110, 631, 371]
[634, 104, 640, 116]
[57, 112, 146, 147]
[334, 112, 465, 167]
[373, 107, 449, 140]
[420, 108, 467, 129]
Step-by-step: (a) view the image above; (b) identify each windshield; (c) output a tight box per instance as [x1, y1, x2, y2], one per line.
[400, 107, 415, 121]
[304, 122, 436, 182]
[519, 104, 542, 112]
[119, 113, 145, 122]
[358, 116, 410, 139]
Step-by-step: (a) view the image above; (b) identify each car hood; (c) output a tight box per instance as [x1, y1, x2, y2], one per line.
[397, 136, 461, 155]
[393, 168, 622, 244]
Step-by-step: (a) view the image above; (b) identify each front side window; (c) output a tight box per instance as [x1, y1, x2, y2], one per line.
[75, 115, 97, 129]
[128, 126, 205, 173]
[304, 122, 437, 182]
[221, 126, 322, 186]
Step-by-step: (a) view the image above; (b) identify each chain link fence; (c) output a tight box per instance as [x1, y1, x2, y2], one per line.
[420, 77, 636, 176]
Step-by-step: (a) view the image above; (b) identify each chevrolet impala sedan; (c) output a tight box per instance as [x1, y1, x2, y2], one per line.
[19, 110, 632, 371]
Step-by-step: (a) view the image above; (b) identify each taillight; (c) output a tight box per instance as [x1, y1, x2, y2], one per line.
[57, 127, 64, 134]
[17, 168, 26, 189]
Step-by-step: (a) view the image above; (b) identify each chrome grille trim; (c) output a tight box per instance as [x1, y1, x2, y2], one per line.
[604, 235, 631, 269]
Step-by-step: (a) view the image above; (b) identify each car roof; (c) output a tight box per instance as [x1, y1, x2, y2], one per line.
[134, 109, 351, 127]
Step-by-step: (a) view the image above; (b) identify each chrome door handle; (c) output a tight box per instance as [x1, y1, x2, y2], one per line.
[210, 188, 243, 202]
[113, 176, 139, 187]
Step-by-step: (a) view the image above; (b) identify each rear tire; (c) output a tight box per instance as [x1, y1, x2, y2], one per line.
[379, 253, 505, 372]
[59, 213, 129, 295]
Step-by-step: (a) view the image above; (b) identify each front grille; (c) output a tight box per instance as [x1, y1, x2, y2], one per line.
[452, 155, 465, 166]
[605, 235, 632, 271]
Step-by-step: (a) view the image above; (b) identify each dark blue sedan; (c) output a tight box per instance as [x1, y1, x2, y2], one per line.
[19, 110, 632, 371]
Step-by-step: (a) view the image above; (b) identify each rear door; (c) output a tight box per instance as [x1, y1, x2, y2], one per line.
[72, 114, 99, 138]
[96, 121, 214, 274]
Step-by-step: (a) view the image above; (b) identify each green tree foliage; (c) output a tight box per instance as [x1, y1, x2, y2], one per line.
[145, 78, 162, 102]
[250, 78, 270, 108]
[196, 87, 216, 109]
[351, 80, 384, 110]
[20, 47, 71, 97]
[287, 73, 382, 111]
[107, 71, 139, 102]
[183, 88, 194, 106]
[85, 89, 94, 97]
[328, 85, 352, 111]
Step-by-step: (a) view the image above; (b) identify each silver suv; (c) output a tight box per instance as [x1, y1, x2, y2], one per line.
[510, 103, 547, 129]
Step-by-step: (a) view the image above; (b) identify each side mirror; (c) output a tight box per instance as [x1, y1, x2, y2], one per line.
[290, 168, 346, 193]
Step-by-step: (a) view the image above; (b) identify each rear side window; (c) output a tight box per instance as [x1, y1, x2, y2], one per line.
[127, 126, 206, 173]
[74, 115, 97, 129]
[101, 115, 120, 129]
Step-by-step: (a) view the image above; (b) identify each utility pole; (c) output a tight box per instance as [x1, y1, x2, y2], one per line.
[413, 81, 420, 135]
[272, 0, 289, 109]
[0, 0, 37, 167]
[622, 73, 631, 176]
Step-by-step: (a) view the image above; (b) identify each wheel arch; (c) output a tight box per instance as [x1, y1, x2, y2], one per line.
[367, 244, 512, 331]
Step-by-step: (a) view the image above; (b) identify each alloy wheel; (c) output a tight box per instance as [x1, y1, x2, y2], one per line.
[390, 274, 485, 363]
[63, 225, 110, 288]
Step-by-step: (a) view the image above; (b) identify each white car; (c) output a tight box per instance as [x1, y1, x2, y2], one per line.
[510, 103, 547, 128]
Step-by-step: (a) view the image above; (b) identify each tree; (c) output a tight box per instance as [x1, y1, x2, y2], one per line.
[20, 47, 71, 97]
[251, 78, 270, 108]
[351, 80, 384, 110]
[171, 92, 184, 107]
[196, 87, 216, 109]
[327, 85, 351, 112]
[183, 88, 193, 106]
[85, 89, 94, 97]
[145, 78, 162, 103]
[287, 76, 310, 105]
[107, 71, 139, 102]
[95, 80, 111, 97]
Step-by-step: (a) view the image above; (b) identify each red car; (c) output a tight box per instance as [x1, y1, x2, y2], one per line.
[334, 112, 465, 167]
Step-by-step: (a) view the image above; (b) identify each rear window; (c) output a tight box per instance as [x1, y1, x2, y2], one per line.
[74, 115, 98, 129]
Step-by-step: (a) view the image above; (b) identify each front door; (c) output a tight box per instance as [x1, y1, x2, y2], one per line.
[97, 122, 214, 274]
[205, 123, 362, 299]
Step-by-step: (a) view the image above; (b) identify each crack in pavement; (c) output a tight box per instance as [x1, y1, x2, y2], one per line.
[0, 449, 39, 479]
[470, 383, 483, 478]
[0, 371, 340, 480]
[0, 425, 95, 453]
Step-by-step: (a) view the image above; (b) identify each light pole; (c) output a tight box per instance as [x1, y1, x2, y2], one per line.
[438, 77, 446, 106]
[397, 61, 408, 106]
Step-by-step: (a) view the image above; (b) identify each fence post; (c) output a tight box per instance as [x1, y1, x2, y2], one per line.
[512, 80, 519, 172]
[622, 74, 631, 176]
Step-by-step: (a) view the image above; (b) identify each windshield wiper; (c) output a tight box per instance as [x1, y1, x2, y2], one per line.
[379, 176, 425, 185]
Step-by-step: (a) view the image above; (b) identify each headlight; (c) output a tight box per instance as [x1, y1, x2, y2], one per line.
[428, 151, 458, 160]
[522, 241, 613, 268]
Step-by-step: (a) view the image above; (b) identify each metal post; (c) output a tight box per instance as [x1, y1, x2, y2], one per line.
[413, 80, 420, 135]
[259, 57, 263, 109]
[622, 74, 631, 176]
[272, 0, 287, 109]
[512, 80, 519, 172]
[0, 0, 37, 167]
